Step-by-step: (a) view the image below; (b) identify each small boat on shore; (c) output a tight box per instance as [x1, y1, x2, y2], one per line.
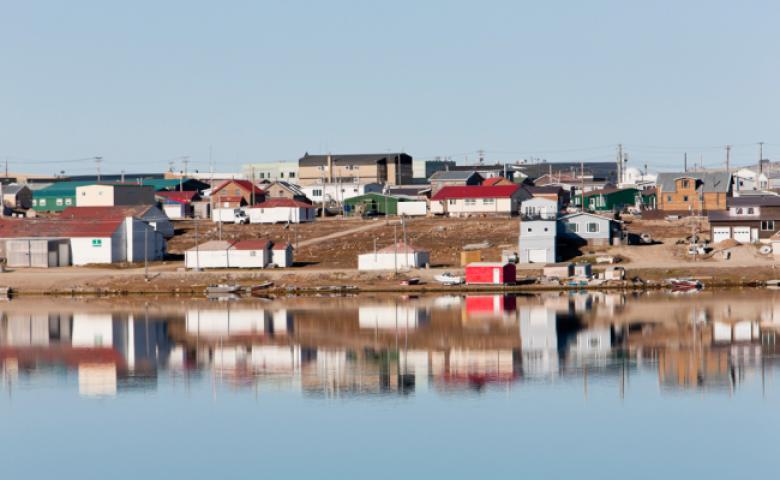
[250, 281, 274, 295]
[666, 278, 703, 290]
[434, 272, 463, 286]
[400, 277, 421, 286]
[206, 284, 242, 295]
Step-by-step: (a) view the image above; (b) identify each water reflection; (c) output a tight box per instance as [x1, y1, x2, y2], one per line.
[2, 291, 780, 398]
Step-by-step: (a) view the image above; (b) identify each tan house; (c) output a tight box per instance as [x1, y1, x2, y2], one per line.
[211, 179, 266, 207]
[656, 172, 731, 214]
[297, 153, 413, 186]
[2, 184, 33, 210]
[75, 184, 155, 207]
[261, 181, 310, 203]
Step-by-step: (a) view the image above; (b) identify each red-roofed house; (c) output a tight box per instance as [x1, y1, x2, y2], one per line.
[156, 191, 200, 219]
[430, 185, 529, 217]
[211, 180, 265, 208]
[0, 215, 165, 266]
[247, 198, 316, 224]
[357, 241, 430, 271]
[272, 242, 294, 267]
[61, 205, 174, 238]
[482, 177, 514, 187]
[228, 239, 273, 268]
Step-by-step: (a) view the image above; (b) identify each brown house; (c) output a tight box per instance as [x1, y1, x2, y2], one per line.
[261, 181, 311, 203]
[656, 172, 731, 214]
[708, 195, 780, 244]
[297, 153, 413, 186]
[211, 180, 265, 207]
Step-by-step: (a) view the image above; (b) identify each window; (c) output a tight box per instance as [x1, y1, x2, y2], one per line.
[682, 180, 689, 188]
[566, 222, 578, 233]
[587, 222, 599, 233]
[259, 173, 265, 179]
[250, 251, 256, 257]
[736, 208, 743, 214]
[683, 196, 688, 202]
[39, 199, 46, 206]
[464, 198, 476, 206]
[56, 198, 63, 206]
[482, 198, 495, 205]
[448, 199, 456, 205]
[280, 172, 285, 178]
[81, 191, 86, 196]
[91, 239, 102, 247]
[748, 207, 755, 214]
[65, 198, 73, 206]
[666, 195, 672, 202]
[32, 199, 37, 207]
[290, 172, 296, 178]
[527, 227, 533, 232]
[313, 189, 322, 197]
[761, 220, 775, 231]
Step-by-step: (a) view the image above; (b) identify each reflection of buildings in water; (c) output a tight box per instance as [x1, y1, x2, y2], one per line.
[462, 295, 517, 324]
[567, 327, 614, 368]
[519, 306, 559, 378]
[185, 308, 292, 338]
[358, 304, 430, 330]
[0, 311, 172, 397]
[445, 349, 517, 385]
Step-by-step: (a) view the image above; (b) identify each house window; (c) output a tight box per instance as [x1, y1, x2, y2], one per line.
[313, 189, 322, 197]
[566, 222, 578, 233]
[587, 222, 599, 233]
[280, 172, 285, 178]
[483, 198, 495, 205]
[250, 251, 256, 257]
[32, 199, 37, 207]
[682, 180, 689, 188]
[464, 199, 476, 206]
[290, 172, 296, 178]
[736, 208, 743, 214]
[65, 198, 73, 206]
[527, 227, 533, 232]
[761, 220, 775, 231]
[748, 207, 755, 214]
[448, 199, 456, 205]
[39, 199, 46, 206]
[683, 196, 688, 202]
[56, 198, 63, 206]
[259, 173, 265, 179]
[92, 239, 102, 247]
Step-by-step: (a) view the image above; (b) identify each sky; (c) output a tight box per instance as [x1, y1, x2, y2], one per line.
[1, 0, 779, 176]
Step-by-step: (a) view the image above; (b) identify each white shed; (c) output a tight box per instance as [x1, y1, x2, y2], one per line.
[247, 199, 316, 224]
[227, 240, 272, 268]
[272, 243, 294, 267]
[185, 240, 233, 269]
[357, 242, 430, 271]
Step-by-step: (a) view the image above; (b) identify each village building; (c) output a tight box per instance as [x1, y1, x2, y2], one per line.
[430, 185, 529, 217]
[184, 239, 294, 269]
[227, 240, 273, 268]
[447, 164, 513, 180]
[429, 171, 483, 194]
[210, 179, 266, 208]
[241, 161, 299, 182]
[357, 242, 430, 271]
[733, 167, 768, 192]
[61, 205, 175, 239]
[260, 181, 310, 203]
[343, 193, 420, 217]
[301, 182, 383, 205]
[482, 177, 514, 186]
[297, 153, 413, 186]
[247, 198, 316, 224]
[558, 212, 622, 246]
[526, 185, 567, 208]
[385, 185, 431, 200]
[465, 262, 516, 285]
[2, 184, 32, 210]
[75, 184, 156, 207]
[580, 187, 650, 213]
[518, 198, 558, 264]
[708, 196, 780, 244]
[512, 161, 619, 185]
[656, 172, 731, 214]
[155, 191, 200, 219]
[0, 216, 164, 266]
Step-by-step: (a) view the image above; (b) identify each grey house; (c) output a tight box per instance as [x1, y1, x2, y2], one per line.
[429, 170, 483, 193]
[518, 219, 557, 263]
[558, 212, 622, 246]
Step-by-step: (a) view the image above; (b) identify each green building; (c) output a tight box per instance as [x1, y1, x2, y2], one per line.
[583, 188, 640, 212]
[343, 193, 413, 216]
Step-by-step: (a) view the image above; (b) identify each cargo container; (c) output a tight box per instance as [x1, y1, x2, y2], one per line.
[465, 262, 516, 285]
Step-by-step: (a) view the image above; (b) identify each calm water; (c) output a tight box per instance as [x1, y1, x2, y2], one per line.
[1, 291, 779, 479]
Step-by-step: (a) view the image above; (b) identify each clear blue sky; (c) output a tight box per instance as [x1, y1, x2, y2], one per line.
[1, 0, 778, 175]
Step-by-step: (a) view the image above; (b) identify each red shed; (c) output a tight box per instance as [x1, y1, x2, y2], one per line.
[465, 262, 516, 285]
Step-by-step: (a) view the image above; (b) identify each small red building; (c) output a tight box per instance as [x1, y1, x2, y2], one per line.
[465, 262, 516, 285]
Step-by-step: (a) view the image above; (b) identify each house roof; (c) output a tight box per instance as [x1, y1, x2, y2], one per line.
[60, 206, 155, 220]
[449, 164, 506, 172]
[429, 170, 481, 181]
[656, 172, 732, 193]
[385, 185, 431, 196]
[253, 198, 315, 209]
[376, 242, 427, 254]
[2, 184, 28, 195]
[299, 153, 410, 167]
[261, 181, 306, 196]
[0, 217, 124, 238]
[431, 185, 520, 200]
[728, 195, 780, 207]
[212, 179, 265, 196]
[156, 191, 199, 204]
[584, 187, 638, 197]
[187, 240, 234, 252]
[512, 162, 618, 182]
[559, 211, 622, 223]
[272, 242, 292, 250]
[526, 185, 563, 195]
[482, 177, 512, 186]
[231, 239, 272, 250]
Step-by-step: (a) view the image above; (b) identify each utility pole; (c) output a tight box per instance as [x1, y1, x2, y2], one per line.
[725, 145, 731, 173]
[759, 141, 765, 174]
[183, 156, 190, 178]
[194, 219, 201, 271]
[684, 152, 688, 172]
[580, 160, 585, 211]
[251, 167, 256, 206]
[616, 144, 623, 185]
[144, 227, 149, 281]
[95, 156, 103, 181]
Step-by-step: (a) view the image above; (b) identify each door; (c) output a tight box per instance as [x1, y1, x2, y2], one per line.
[733, 227, 751, 243]
[493, 267, 501, 284]
[528, 249, 548, 263]
[711, 227, 730, 244]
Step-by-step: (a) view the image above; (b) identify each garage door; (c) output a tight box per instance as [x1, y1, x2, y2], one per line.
[733, 227, 751, 243]
[712, 227, 730, 244]
[528, 249, 548, 263]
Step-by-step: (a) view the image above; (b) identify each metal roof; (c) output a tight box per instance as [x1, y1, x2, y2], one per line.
[431, 185, 520, 200]
[429, 170, 481, 181]
[656, 172, 732, 193]
[299, 153, 411, 167]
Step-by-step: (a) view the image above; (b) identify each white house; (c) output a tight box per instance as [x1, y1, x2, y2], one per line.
[357, 242, 430, 271]
[184, 240, 233, 269]
[430, 185, 529, 217]
[518, 219, 557, 263]
[301, 182, 383, 205]
[247, 198, 316, 224]
[227, 240, 272, 268]
[272, 243, 294, 267]
[75, 184, 156, 207]
[0, 215, 165, 266]
[733, 167, 769, 192]
[61, 205, 175, 239]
